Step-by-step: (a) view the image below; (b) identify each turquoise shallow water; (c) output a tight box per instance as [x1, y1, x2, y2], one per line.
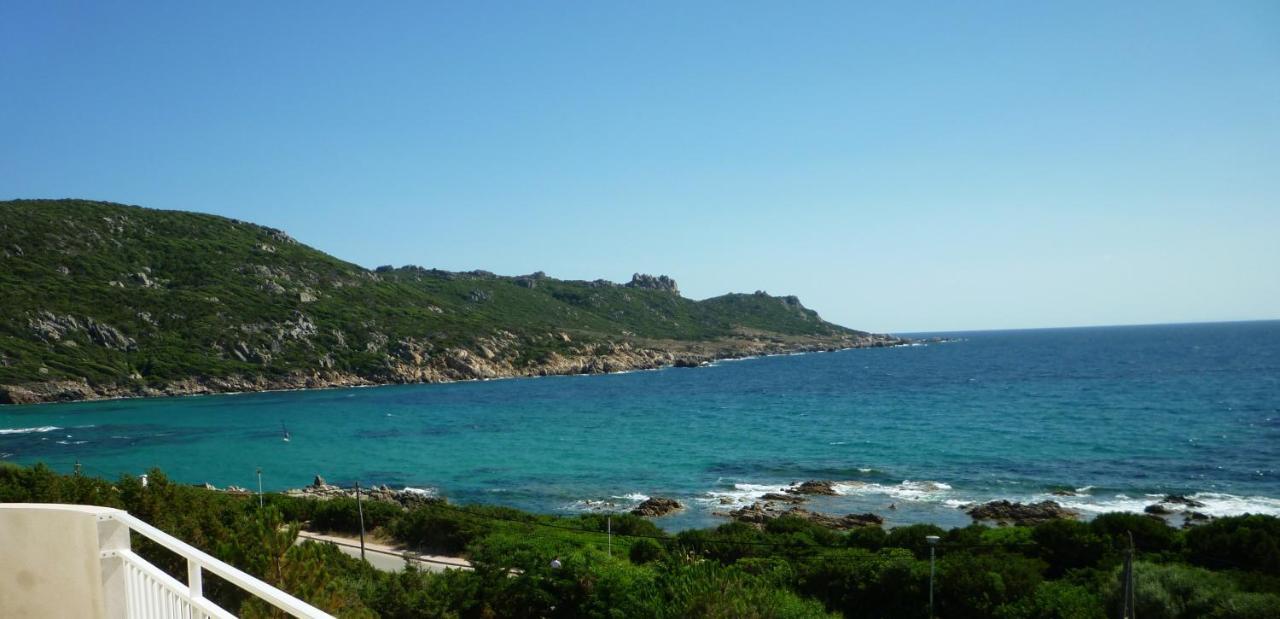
[3, 321, 1278, 530]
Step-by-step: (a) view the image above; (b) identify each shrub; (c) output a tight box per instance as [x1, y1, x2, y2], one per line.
[1106, 562, 1280, 619]
[1033, 520, 1107, 576]
[885, 523, 947, 558]
[388, 505, 490, 555]
[657, 560, 837, 618]
[573, 512, 666, 538]
[1090, 513, 1177, 555]
[675, 522, 768, 564]
[629, 538, 665, 564]
[1184, 515, 1280, 573]
[937, 551, 1045, 619]
[764, 515, 843, 547]
[796, 548, 927, 617]
[844, 525, 887, 550]
[310, 497, 402, 534]
[996, 580, 1106, 619]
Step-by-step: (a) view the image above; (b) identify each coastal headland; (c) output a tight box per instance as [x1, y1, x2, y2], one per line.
[0, 199, 902, 404]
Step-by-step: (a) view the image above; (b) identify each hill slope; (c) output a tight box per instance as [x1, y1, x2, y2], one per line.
[0, 199, 901, 403]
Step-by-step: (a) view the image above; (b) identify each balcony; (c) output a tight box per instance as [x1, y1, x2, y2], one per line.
[0, 503, 333, 618]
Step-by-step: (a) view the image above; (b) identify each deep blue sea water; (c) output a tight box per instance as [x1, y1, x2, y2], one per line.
[3, 321, 1278, 530]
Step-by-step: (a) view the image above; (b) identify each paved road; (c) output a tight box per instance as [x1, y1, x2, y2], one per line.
[296, 530, 473, 573]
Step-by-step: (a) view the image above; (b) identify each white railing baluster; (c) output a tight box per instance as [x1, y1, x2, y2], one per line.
[187, 558, 203, 601]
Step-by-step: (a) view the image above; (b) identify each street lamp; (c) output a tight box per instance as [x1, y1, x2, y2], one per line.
[926, 535, 940, 618]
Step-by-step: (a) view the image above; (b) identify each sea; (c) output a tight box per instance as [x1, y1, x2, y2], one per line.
[2, 321, 1277, 531]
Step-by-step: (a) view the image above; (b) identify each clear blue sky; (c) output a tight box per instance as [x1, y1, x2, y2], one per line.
[3, 2, 1277, 333]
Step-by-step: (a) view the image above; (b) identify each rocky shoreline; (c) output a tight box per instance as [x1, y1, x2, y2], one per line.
[0, 333, 905, 405]
[223, 476, 1222, 532]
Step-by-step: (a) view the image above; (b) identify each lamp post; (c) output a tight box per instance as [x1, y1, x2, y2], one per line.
[926, 535, 940, 618]
[256, 467, 263, 509]
[355, 481, 366, 562]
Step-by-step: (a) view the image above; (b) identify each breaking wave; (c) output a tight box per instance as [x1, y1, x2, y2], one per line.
[0, 425, 62, 435]
[563, 492, 651, 512]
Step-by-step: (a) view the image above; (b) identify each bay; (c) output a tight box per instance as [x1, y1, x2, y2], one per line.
[3, 321, 1277, 530]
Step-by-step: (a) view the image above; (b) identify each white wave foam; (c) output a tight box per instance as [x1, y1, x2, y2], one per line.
[562, 492, 650, 512]
[698, 479, 956, 508]
[401, 486, 436, 497]
[834, 480, 953, 502]
[56, 440, 89, 445]
[1186, 493, 1280, 517]
[0, 425, 62, 435]
[0, 452, 12, 459]
[1045, 494, 1161, 515]
[565, 499, 614, 511]
[697, 483, 789, 507]
[1026, 491, 1280, 518]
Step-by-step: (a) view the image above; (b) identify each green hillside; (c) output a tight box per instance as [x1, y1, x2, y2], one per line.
[0, 199, 900, 403]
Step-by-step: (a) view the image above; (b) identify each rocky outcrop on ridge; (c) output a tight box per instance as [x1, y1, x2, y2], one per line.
[625, 273, 679, 294]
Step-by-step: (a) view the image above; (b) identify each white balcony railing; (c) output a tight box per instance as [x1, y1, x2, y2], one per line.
[0, 503, 334, 619]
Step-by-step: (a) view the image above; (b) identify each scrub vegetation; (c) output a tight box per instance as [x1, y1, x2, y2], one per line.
[3, 463, 1277, 618]
[0, 199, 892, 403]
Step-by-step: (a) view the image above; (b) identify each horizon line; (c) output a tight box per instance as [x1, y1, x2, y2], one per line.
[893, 317, 1280, 337]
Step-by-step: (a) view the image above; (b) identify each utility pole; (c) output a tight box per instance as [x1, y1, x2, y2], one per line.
[607, 516, 612, 558]
[256, 467, 263, 509]
[926, 535, 940, 618]
[1121, 532, 1136, 619]
[355, 481, 367, 562]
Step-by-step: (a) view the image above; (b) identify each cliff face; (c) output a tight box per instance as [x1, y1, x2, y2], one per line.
[0, 199, 903, 404]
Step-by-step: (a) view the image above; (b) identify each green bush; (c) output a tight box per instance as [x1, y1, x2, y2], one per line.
[675, 521, 769, 564]
[629, 538, 666, 564]
[885, 523, 947, 558]
[310, 497, 403, 534]
[937, 551, 1045, 619]
[996, 580, 1106, 619]
[844, 525, 888, 550]
[572, 512, 667, 537]
[796, 548, 927, 618]
[1107, 562, 1280, 619]
[1033, 520, 1107, 576]
[764, 515, 845, 548]
[1184, 515, 1280, 573]
[387, 505, 490, 555]
[656, 559, 837, 618]
[1090, 513, 1177, 555]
